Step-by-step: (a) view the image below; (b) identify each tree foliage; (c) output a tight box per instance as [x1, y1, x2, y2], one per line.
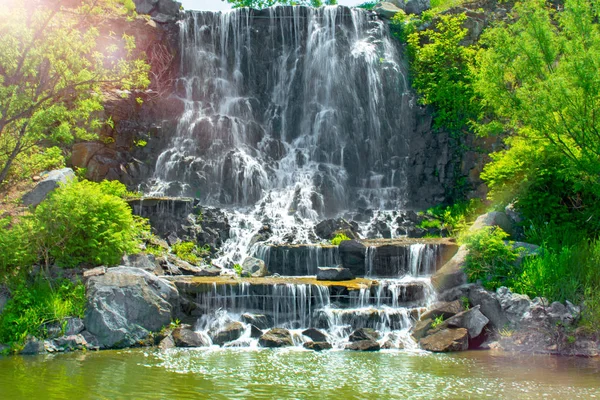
[406, 13, 477, 133]
[226, 0, 337, 8]
[475, 0, 600, 234]
[0, 0, 150, 185]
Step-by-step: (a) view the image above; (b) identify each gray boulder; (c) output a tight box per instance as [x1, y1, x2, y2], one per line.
[172, 327, 209, 347]
[419, 328, 469, 352]
[85, 267, 180, 348]
[403, 0, 430, 14]
[345, 340, 381, 351]
[431, 306, 489, 339]
[159, 334, 175, 350]
[21, 337, 45, 355]
[411, 318, 433, 341]
[123, 253, 163, 275]
[314, 218, 359, 240]
[431, 246, 468, 292]
[421, 300, 464, 321]
[373, 2, 403, 19]
[339, 240, 367, 275]
[258, 328, 294, 348]
[470, 211, 516, 237]
[242, 257, 268, 277]
[22, 168, 75, 207]
[316, 267, 354, 281]
[51, 334, 89, 351]
[242, 313, 272, 330]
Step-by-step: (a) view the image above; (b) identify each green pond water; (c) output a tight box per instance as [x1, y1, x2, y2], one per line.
[0, 348, 599, 399]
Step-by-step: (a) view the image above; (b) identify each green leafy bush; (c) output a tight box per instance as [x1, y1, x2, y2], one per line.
[0, 218, 36, 281]
[233, 263, 243, 276]
[331, 233, 351, 246]
[463, 227, 520, 291]
[424, 198, 484, 236]
[0, 278, 86, 347]
[29, 180, 144, 268]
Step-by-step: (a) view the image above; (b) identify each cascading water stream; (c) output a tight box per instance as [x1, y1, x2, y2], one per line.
[146, 5, 418, 266]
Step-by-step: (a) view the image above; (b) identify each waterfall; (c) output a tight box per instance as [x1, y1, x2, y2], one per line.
[149, 5, 414, 218]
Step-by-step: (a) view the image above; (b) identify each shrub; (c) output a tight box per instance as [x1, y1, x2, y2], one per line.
[0, 278, 86, 347]
[0, 218, 36, 281]
[331, 233, 351, 246]
[30, 180, 146, 268]
[171, 241, 209, 265]
[463, 227, 520, 291]
[233, 263, 243, 276]
[424, 198, 484, 236]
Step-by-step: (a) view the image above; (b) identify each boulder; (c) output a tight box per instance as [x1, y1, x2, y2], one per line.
[250, 325, 263, 339]
[52, 334, 89, 351]
[419, 328, 469, 352]
[172, 327, 209, 347]
[373, 2, 403, 19]
[349, 328, 380, 342]
[470, 212, 516, 238]
[316, 267, 354, 281]
[420, 300, 464, 321]
[314, 218, 359, 240]
[258, 328, 294, 348]
[345, 340, 381, 351]
[411, 318, 433, 341]
[242, 257, 268, 278]
[159, 334, 176, 350]
[21, 337, 45, 355]
[431, 246, 468, 292]
[83, 266, 106, 279]
[304, 341, 332, 351]
[467, 286, 509, 329]
[339, 240, 367, 276]
[302, 328, 328, 342]
[242, 313, 272, 330]
[431, 306, 489, 339]
[123, 253, 162, 275]
[85, 267, 180, 348]
[210, 321, 244, 345]
[22, 168, 75, 207]
[403, 0, 430, 14]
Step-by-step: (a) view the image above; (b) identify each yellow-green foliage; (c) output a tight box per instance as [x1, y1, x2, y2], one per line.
[331, 233, 351, 246]
[0, 0, 150, 185]
[172, 242, 210, 265]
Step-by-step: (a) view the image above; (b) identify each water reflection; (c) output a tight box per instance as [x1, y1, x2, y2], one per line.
[0, 349, 599, 399]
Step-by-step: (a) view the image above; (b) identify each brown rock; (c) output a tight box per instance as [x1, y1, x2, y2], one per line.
[431, 246, 468, 292]
[419, 328, 469, 352]
[345, 340, 381, 351]
[421, 300, 464, 321]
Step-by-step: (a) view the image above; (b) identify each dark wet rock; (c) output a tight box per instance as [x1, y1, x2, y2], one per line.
[419, 328, 469, 352]
[21, 337, 45, 355]
[421, 300, 464, 322]
[80, 330, 100, 348]
[302, 328, 328, 342]
[259, 328, 294, 348]
[314, 218, 359, 240]
[195, 266, 222, 277]
[403, 0, 430, 15]
[210, 321, 244, 346]
[242, 313, 273, 330]
[411, 318, 433, 341]
[85, 267, 180, 349]
[345, 340, 381, 351]
[172, 327, 209, 347]
[339, 240, 366, 276]
[304, 341, 332, 351]
[431, 246, 468, 292]
[242, 257, 268, 278]
[349, 328, 380, 342]
[250, 325, 263, 339]
[22, 168, 75, 207]
[316, 267, 354, 281]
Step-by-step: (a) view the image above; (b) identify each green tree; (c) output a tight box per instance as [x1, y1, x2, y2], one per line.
[475, 0, 600, 184]
[226, 0, 337, 8]
[0, 0, 149, 185]
[406, 13, 477, 133]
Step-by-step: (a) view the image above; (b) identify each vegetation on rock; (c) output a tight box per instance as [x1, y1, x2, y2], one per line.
[226, 0, 337, 8]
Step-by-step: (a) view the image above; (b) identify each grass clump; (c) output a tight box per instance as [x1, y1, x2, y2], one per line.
[0, 278, 86, 350]
[171, 242, 210, 265]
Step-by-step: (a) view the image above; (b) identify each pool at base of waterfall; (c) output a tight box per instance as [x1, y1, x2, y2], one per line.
[1, 348, 599, 399]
